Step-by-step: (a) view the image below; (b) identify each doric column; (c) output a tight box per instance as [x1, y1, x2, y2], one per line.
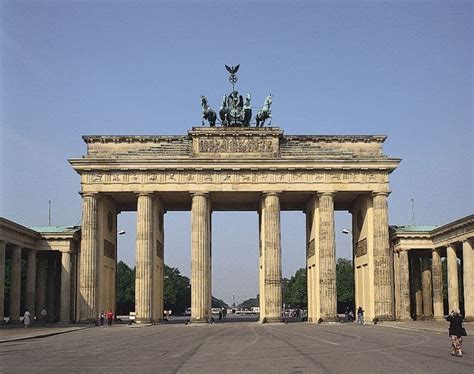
[412, 255, 423, 318]
[398, 250, 411, 320]
[47, 256, 57, 321]
[60, 251, 71, 322]
[191, 192, 211, 323]
[35, 255, 47, 319]
[25, 249, 36, 321]
[432, 248, 444, 320]
[9, 245, 22, 323]
[79, 193, 99, 321]
[421, 256, 433, 318]
[262, 192, 282, 322]
[446, 243, 459, 312]
[463, 240, 473, 320]
[135, 193, 154, 323]
[318, 192, 337, 321]
[0, 241, 5, 324]
[372, 192, 394, 320]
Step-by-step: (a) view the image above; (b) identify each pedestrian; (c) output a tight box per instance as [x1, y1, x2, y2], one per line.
[99, 311, 105, 327]
[222, 308, 227, 319]
[345, 306, 350, 322]
[23, 309, 31, 328]
[446, 309, 465, 357]
[218, 309, 223, 321]
[357, 306, 364, 325]
[107, 310, 113, 327]
[40, 307, 47, 325]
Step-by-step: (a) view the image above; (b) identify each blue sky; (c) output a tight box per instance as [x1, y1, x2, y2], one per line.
[1, 1, 472, 305]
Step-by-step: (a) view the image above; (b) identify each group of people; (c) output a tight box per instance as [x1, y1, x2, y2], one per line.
[98, 310, 114, 327]
[22, 307, 48, 327]
[218, 307, 227, 321]
[344, 306, 365, 324]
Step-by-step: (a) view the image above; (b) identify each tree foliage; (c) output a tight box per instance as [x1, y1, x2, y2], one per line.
[163, 265, 191, 314]
[116, 261, 135, 314]
[238, 297, 259, 309]
[283, 267, 307, 308]
[336, 258, 354, 311]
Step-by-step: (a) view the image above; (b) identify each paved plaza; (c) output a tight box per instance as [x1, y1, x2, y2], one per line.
[0, 321, 473, 373]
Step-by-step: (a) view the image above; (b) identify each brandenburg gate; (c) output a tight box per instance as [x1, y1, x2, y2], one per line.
[69, 126, 400, 324]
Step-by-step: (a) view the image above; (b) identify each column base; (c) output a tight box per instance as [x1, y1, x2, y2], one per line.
[259, 317, 282, 324]
[190, 317, 212, 324]
[375, 315, 395, 322]
[463, 316, 474, 322]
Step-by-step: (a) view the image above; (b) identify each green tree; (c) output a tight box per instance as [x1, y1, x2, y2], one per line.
[116, 261, 135, 315]
[163, 265, 191, 315]
[283, 268, 307, 308]
[336, 258, 354, 312]
[238, 297, 259, 309]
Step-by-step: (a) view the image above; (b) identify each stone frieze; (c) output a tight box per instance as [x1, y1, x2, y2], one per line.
[84, 170, 387, 185]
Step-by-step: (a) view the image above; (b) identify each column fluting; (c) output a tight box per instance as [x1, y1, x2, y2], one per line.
[421, 256, 433, 318]
[79, 193, 99, 321]
[318, 192, 337, 321]
[9, 245, 22, 323]
[463, 240, 473, 320]
[398, 250, 411, 320]
[135, 193, 154, 323]
[446, 244, 459, 312]
[191, 193, 211, 323]
[25, 249, 36, 320]
[0, 241, 5, 324]
[431, 248, 444, 319]
[372, 192, 394, 320]
[263, 192, 282, 322]
[60, 251, 71, 322]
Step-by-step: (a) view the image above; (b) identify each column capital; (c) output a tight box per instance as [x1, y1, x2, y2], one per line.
[317, 191, 335, 198]
[371, 191, 390, 198]
[190, 191, 209, 197]
[262, 191, 281, 197]
[80, 192, 99, 198]
[135, 191, 154, 197]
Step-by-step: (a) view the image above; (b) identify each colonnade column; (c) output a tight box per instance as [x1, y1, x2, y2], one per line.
[412, 256, 423, 318]
[35, 255, 47, 319]
[79, 193, 99, 321]
[135, 193, 154, 323]
[398, 250, 411, 320]
[463, 240, 473, 320]
[9, 245, 22, 323]
[372, 192, 394, 320]
[191, 192, 211, 323]
[262, 192, 282, 322]
[25, 249, 36, 320]
[446, 244, 459, 312]
[421, 257, 433, 318]
[0, 241, 5, 324]
[46, 257, 57, 321]
[431, 248, 444, 320]
[318, 192, 337, 321]
[60, 251, 71, 322]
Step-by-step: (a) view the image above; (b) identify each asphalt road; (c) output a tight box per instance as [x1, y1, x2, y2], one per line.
[1, 322, 473, 373]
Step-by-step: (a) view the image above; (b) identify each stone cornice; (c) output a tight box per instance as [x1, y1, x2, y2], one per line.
[0, 217, 41, 241]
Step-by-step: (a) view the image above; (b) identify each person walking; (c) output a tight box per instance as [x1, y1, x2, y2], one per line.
[23, 309, 31, 328]
[357, 306, 365, 325]
[106, 310, 113, 327]
[40, 307, 47, 325]
[446, 309, 464, 357]
[98, 311, 105, 327]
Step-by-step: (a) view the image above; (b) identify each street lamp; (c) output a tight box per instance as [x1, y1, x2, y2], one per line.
[118, 230, 126, 235]
[341, 229, 351, 234]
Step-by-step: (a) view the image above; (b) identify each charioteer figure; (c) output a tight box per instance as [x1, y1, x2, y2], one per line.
[200, 65, 272, 128]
